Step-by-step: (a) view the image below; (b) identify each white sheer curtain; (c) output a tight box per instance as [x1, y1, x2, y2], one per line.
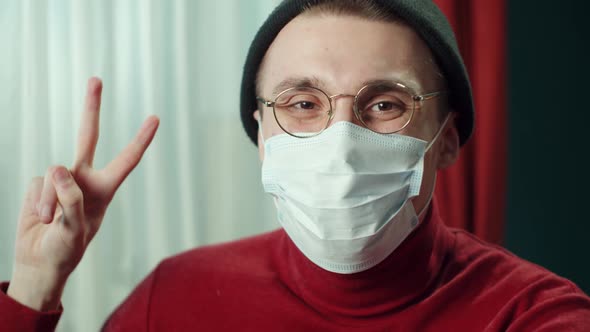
[0, 1, 281, 330]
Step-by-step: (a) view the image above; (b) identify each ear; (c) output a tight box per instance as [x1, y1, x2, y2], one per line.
[436, 114, 460, 169]
[254, 110, 264, 161]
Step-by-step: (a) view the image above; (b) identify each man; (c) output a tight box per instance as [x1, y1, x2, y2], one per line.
[2, 0, 590, 331]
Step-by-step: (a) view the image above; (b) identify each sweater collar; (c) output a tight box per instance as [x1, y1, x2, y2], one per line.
[274, 197, 453, 322]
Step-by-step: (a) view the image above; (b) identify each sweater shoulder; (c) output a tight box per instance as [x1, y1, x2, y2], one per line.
[441, 228, 590, 328]
[156, 229, 283, 280]
[446, 228, 587, 302]
[135, 230, 287, 329]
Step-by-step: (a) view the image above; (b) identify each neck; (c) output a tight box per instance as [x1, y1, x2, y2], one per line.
[273, 197, 452, 324]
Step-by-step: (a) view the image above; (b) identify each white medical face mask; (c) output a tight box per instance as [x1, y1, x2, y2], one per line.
[260, 118, 448, 274]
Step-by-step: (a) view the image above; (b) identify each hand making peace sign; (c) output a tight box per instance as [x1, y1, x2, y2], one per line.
[7, 77, 160, 311]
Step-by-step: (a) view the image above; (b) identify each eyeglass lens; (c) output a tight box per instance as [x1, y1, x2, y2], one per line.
[273, 82, 415, 136]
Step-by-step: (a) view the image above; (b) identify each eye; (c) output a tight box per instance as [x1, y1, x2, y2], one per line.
[367, 100, 404, 113]
[294, 101, 317, 110]
[274, 90, 328, 116]
[370, 102, 395, 112]
[286, 95, 325, 112]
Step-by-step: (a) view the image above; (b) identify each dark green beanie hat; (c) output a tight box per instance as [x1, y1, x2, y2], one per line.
[240, 0, 474, 146]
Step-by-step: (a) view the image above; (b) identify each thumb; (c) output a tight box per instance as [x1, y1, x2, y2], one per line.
[51, 167, 86, 236]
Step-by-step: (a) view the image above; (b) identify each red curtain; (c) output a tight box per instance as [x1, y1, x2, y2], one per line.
[433, 0, 507, 245]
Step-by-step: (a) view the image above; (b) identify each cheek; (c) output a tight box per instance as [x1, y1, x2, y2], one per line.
[261, 116, 284, 139]
[424, 148, 438, 173]
[396, 112, 436, 141]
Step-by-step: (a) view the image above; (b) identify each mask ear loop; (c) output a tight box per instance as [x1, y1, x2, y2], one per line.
[257, 118, 266, 144]
[424, 112, 452, 153]
[417, 112, 453, 219]
[417, 172, 437, 220]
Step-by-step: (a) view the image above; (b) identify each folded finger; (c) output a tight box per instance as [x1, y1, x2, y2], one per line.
[74, 77, 103, 170]
[51, 166, 85, 231]
[22, 177, 44, 217]
[38, 166, 59, 224]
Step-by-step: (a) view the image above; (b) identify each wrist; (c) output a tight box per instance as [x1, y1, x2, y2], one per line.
[7, 265, 67, 312]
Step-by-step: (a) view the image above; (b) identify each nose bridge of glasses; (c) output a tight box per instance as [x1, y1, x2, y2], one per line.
[328, 93, 362, 124]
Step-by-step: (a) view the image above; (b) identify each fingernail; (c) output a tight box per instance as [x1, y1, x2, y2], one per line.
[41, 205, 51, 220]
[53, 168, 69, 184]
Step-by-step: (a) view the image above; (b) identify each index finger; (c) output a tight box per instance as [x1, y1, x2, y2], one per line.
[73, 77, 103, 170]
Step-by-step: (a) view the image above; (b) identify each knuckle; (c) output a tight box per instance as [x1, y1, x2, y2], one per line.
[60, 184, 84, 209]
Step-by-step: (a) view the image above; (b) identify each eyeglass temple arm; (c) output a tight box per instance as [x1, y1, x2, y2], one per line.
[414, 91, 444, 102]
[256, 97, 274, 107]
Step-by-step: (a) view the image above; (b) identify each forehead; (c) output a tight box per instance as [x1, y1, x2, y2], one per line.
[258, 14, 442, 96]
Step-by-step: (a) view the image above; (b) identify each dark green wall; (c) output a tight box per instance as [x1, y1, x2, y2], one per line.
[506, 0, 590, 293]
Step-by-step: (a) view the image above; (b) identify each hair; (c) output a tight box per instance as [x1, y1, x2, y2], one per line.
[257, 0, 449, 120]
[301, 0, 401, 21]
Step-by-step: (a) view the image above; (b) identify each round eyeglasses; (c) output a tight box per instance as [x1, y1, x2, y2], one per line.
[257, 81, 443, 138]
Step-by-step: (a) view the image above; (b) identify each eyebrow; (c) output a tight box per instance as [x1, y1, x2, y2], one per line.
[270, 75, 421, 97]
[271, 76, 326, 97]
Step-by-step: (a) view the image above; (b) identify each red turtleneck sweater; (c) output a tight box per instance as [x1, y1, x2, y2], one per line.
[2, 199, 590, 331]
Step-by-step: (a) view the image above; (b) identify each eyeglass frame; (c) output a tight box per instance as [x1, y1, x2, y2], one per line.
[256, 81, 444, 138]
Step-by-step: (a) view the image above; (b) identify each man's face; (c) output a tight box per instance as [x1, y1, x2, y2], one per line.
[255, 14, 459, 217]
